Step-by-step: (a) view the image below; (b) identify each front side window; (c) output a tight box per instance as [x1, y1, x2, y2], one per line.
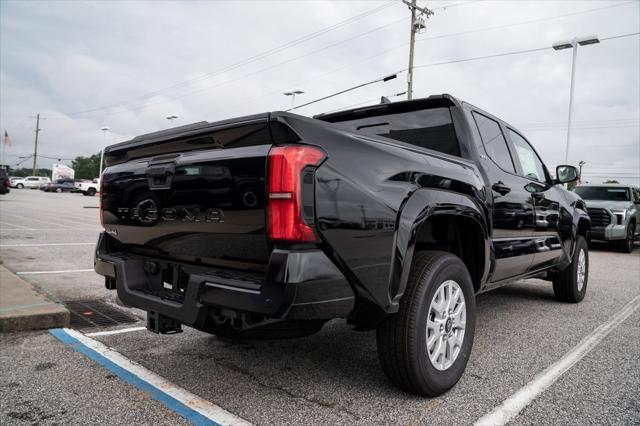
[472, 112, 515, 173]
[508, 129, 546, 182]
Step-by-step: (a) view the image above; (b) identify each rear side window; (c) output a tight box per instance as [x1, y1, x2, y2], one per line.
[330, 107, 461, 156]
[472, 112, 515, 173]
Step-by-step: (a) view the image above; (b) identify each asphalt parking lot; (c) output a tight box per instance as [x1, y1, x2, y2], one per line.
[1, 189, 639, 425]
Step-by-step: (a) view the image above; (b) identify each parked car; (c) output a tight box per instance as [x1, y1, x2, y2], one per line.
[12, 176, 50, 189]
[574, 184, 639, 252]
[42, 179, 76, 193]
[75, 178, 100, 196]
[94, 94, 590, 396]
[0, 169, 10, 195]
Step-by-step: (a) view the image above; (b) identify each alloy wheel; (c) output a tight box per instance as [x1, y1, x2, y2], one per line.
[426, 280, 466, 371]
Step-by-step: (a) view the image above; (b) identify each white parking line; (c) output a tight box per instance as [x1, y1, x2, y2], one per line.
[50, 328, 251, 425]
[1, 243, 95, 247]
[16, 269, 94, 275]
[85, 327, 147, 337]
[474, 295, 640, 426]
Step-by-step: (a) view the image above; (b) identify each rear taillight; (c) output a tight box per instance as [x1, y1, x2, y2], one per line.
[267, 145, 325, 242]
[99, 174, 105, 227]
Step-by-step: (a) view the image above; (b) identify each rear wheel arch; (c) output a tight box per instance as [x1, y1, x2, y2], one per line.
[390, 188, 489, 304]
[413, 214, 487, 292]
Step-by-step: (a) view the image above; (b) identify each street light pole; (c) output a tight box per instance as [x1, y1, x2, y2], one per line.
[99, 126, 110, 177]
[552, 35, 599, 164]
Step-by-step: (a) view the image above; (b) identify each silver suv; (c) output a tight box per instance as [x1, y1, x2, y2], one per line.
[574, 184, 640, 252]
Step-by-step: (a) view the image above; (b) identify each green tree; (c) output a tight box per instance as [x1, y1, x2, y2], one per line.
[11, 168, 52, 177]
[71, 152, 101, 179]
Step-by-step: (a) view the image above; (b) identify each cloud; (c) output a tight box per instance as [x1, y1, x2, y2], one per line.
[1, 0, 638, 183]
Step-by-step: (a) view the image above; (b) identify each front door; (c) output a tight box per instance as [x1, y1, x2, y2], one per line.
[505, 127, 565, 270]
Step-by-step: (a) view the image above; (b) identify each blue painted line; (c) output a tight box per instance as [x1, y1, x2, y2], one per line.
[49, 328, 220, 426]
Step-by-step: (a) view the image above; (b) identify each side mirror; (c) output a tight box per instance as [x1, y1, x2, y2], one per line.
[556, 165, 578, 184]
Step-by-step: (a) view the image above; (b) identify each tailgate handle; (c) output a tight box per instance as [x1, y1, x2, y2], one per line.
[146, 163, 175, 190]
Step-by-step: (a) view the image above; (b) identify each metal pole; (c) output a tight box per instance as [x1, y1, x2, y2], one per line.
[407, 0, 417, 100]
[291, 93, 296, 108]
[564, 41, 578, 164]
[99, 130, 107, 176]
[32, 113, 40, 175]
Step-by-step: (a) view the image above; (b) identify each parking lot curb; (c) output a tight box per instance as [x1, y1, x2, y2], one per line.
[0, 265, 70, 332]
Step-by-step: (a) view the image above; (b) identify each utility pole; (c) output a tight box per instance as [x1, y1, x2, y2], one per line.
[402, 0, 433, 100]
[32, 114, 41, 175]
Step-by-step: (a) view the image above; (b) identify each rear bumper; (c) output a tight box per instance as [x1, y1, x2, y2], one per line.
[94, 233, 354, 330]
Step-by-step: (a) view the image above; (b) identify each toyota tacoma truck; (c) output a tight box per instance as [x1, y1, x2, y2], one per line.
[95, 94, 590, 396]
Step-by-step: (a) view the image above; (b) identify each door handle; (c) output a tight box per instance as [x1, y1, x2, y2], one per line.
[492, 181, 511, 196]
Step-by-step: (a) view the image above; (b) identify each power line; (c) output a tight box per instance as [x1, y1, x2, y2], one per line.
[287, 73, 400, 111]
[60, 1, 398, 117]
[210, 2, 640, 118]
[278, 31, 640, 112]
[52, 1, 489, 119]
[44, 5, 640, 120]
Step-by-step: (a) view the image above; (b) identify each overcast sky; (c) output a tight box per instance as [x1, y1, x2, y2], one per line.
[1, 0, 638, 183]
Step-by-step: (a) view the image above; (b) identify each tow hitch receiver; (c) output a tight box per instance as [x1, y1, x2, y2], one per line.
[147, 310, 183, 334]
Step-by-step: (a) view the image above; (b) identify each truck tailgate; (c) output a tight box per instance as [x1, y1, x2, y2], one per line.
[101, 117, 278, 267]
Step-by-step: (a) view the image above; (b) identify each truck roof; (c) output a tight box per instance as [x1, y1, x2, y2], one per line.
[313, 94, 459, 122]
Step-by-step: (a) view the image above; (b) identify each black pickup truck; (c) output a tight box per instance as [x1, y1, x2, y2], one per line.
[95, 94, 590, 396]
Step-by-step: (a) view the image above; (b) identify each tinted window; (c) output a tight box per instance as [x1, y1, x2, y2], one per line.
[574, 186, 631, 201]
[508, 130, 546, 182]
[330, 107, 460, 156]
[472, 112, 515, 173]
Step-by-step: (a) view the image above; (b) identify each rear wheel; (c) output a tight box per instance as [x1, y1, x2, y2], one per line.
[16, 183, 23, 189]
[553, 235, 588, 302]
[376, 251, 476, 396]
[55, 187, 62, 193]
[204, 320, 325, 340]
[617, 223, 635, 253]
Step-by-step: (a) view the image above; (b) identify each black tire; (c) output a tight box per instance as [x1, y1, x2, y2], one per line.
[55, 187, 62, 193]
[617, 223, 635, 253]
[87, 188, 96, 196]
[376, 251, 476, 396]
[553, 235, 588, 303]
[16, 183, 23, 189]
[204, 320, 325, 340]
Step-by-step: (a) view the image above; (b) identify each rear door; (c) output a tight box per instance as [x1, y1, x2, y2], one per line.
[471, 111, 536, 282]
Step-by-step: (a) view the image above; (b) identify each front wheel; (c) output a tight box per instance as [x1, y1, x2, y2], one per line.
[16, 183, 23, 189]
[377, 251, 476, 396]
[87, 188, 96, 196]
[553, 235, 588, 303]
[617, 223, 635, 253]
[55, 187, 62, 193]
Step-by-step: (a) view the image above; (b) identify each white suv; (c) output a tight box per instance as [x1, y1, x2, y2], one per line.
[12, 176, 50, 189]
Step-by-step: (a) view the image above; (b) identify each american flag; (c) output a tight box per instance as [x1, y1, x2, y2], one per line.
[3, 130, 10, 146]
